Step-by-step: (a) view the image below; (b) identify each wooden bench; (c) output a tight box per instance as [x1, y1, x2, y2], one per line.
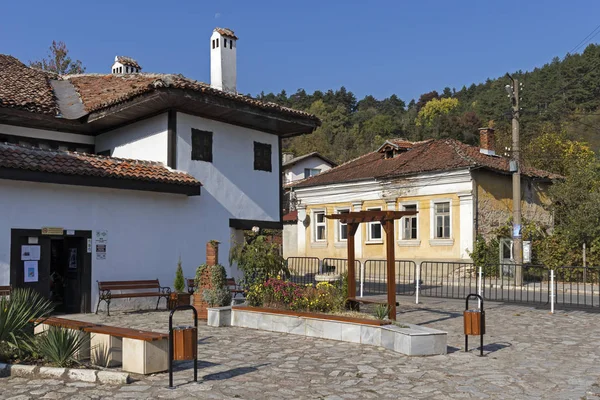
[84, 325, 169, 373]
[96, 279, 171, 316]
[0, 285, 11, 297]
[187, 277, 244, 298]
[346, 297, 399, 311]
[33, 317, 101, 360]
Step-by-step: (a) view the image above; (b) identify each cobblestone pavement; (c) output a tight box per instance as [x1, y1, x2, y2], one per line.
[2, 298, 600, 399]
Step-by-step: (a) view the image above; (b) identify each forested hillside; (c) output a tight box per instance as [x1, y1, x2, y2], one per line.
[258, 43, 600, 171]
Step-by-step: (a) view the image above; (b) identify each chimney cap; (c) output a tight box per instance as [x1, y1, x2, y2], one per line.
[478, 126, 495, 132]
[214, 27, 238, 40]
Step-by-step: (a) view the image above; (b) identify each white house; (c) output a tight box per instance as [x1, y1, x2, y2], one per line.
[0, 27, 319, 314]
[282, 152, 336, 184]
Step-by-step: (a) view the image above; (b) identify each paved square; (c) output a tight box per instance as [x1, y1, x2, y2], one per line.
[1, 298, 599, 399]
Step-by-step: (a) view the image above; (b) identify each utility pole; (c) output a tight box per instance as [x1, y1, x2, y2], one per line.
[506, 75, 523, 286]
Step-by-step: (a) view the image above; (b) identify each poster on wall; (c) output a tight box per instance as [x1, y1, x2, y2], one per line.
[95, 230, 108, 244]
[96, 244, 106, 260]
[21, 245, 40, 261]
[24, 261, 38, 283]
[68, 248, 78, 269]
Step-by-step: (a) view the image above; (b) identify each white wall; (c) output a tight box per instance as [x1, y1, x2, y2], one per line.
[95, 114, 168, 163]
[0, 124, 94, 146]
[176, 112, 281, 267]
[283, 224, 298, 258]
[0, 179, 227, 310]
[284, 157, 333, 183]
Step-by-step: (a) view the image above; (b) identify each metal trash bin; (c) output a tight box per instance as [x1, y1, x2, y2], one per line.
[464, 293, 485, 356]
[169, 305, 198, 389]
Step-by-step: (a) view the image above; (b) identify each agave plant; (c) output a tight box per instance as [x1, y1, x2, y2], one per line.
[373, 303, 391, 320]
[0, 288, 54, 352]
[35, 326, 89, 367]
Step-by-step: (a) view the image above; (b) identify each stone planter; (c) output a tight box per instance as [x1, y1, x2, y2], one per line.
[207, 306, 232, 327]
[229, 306, 448, 356]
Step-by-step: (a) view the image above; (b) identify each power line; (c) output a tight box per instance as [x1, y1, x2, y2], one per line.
[569, 23, 600, 54]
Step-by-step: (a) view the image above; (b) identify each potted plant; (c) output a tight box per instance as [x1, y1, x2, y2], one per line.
[193, 263, 231, 319]
[169, 258, 191, 309]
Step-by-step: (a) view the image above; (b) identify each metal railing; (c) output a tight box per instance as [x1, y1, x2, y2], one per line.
[285, 257, 320, 286]
[420, 261, 478, 300]
[554, 266, 600, 308]
[362, 260, 417, 296]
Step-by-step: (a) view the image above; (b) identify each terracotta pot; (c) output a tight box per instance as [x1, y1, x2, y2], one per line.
[169, 292, 192, 310]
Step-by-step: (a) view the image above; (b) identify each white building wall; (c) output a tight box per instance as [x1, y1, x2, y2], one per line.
[176, 112, 281, 269]
[0, 179, 210, 310]
[284, 157, 333, 183]
[95, 114, 168, 163]
[283, 224, 298, 258]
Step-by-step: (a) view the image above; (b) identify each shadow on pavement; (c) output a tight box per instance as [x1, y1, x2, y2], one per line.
[203, 363, 269, 381]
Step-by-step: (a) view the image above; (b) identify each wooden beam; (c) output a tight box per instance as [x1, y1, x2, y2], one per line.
[347, 223, 358, 299]
[326, 210, 417, 224]
[385, 219, 396, 320]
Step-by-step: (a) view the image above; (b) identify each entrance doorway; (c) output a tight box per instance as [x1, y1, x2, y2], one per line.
[10, 229, 92, 314]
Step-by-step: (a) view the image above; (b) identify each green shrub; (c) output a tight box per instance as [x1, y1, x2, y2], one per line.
[35, 326, 89, 367]
[0, 288, 53, 354]
[174, 257, 185, 293]
[229, 233, 287, 288]
[195, 264, 232, 307]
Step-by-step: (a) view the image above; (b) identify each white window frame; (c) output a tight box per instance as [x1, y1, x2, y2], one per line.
[312, 209, 327, 244]
[398, 202, 420, 246]
[335, 208, 350, 246]
[304, 168, 321, 178]
[366, 206, 383, 244]
[429, 199, 454, 246]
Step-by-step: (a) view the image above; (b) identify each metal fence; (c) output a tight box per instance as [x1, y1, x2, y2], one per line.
[362, 260, 417, 296]
[419, 262, 550, 304]
[283, 257, 600, 310]
[554, 266, 600, 308]
[285, 257, 320, 286]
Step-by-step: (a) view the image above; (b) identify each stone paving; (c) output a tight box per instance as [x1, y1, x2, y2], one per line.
[1, 298, 600, 399]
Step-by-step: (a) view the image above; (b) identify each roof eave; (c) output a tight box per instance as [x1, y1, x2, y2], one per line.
[0, 167, 201, 196]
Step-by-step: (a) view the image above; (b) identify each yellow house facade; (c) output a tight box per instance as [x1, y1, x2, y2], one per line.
[284, 130, 557, 263]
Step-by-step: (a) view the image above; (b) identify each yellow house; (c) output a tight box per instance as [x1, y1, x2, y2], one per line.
[283, 128, 558, 263]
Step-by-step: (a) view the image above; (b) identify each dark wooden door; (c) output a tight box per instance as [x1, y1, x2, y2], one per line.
[10, 231, 51, 299]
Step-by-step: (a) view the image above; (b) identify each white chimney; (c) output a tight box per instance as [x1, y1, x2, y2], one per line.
[111, 56, 141, 74]
[210, 28, 237, 93]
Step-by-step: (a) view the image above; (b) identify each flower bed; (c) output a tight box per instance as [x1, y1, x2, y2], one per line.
[246, 277, 347, 313]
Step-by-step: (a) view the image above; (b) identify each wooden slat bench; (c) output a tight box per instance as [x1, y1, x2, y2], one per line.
[33, 317, 101, 360]
[346, 297, 399, 311]
[187, 277, 244, 298]
[84, 325, 169, 373]
[0, 285, 11, 297]
[96, 279, 171, 316]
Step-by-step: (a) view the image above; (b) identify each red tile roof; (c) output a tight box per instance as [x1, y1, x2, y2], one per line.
[0, 54, 319, 124]
[283, 210, 298, 222]
[214, 27, 238, 39]
[0, 143, 201, 187]
[115, 56, 141, 70]
[293, 139, 560, 188]
[0, 55, 57, 115]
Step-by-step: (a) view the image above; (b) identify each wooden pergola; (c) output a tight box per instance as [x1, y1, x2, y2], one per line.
[326, 210, 418, 320]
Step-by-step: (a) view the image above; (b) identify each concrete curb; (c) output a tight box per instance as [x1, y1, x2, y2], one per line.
[0, 362, 130, 384]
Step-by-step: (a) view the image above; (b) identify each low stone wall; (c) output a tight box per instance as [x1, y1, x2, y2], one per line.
[208, 306, 447, 356]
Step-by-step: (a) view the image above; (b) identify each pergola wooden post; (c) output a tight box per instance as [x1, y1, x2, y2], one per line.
[326, 210, 418, 321]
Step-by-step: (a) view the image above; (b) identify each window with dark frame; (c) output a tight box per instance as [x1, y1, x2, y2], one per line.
[191, 129, 213, 162]
[253, 141, 272, 172]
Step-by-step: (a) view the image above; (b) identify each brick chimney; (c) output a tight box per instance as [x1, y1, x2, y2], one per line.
[479, 127, 495, 156]
[206, 240, 219, 266]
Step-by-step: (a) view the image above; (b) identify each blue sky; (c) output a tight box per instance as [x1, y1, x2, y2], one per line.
[2, 1, 600, 102]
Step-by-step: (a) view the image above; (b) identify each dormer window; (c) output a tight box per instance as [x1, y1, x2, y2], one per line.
[385, 150, 394, 159]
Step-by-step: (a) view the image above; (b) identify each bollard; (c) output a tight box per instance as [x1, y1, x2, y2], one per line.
[168, 305, 198, 389]
[464, 293, 485, 357]
[550, 270, 555, 314]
